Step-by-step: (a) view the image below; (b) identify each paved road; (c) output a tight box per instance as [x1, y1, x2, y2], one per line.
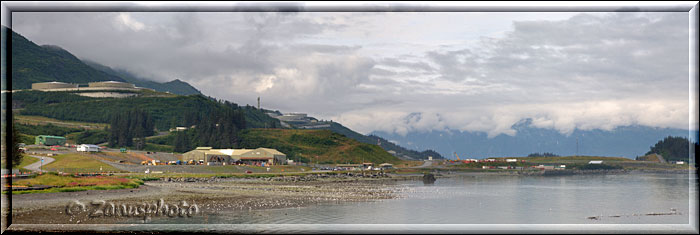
[23, 155, 55, 172]
[412, 160, 434, 168]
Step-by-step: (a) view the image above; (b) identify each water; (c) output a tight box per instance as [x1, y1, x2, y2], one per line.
[140, 173, 696, 225]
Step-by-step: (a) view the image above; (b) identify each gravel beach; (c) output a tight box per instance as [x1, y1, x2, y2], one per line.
[10, 174, 420, 224]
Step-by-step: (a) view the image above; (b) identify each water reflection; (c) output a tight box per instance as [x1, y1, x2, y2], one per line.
[142, 173, 694, 224]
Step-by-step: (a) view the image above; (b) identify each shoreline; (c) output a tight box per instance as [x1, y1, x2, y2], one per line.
[8, 170, 695, 225]
[9, 175, 416, 224]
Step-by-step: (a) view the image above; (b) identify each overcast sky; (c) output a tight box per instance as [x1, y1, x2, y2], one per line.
[11, 10, 696, 137]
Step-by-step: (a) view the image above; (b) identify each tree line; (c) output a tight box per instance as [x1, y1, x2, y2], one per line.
[645, 136, 697, 162]
[108, 109, 154, 149]
[173, 108, 247, 152]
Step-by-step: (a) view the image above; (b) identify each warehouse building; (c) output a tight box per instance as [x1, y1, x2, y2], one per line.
[77, 144, 100, 152]
[31, 81, 78, 90]
[35, 135, 66, 146]
[182, 147, 232, 165]
[182, 147, 287, 166]
[238, 148, 287, 166]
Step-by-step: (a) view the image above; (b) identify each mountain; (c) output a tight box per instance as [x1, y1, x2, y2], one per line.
[83, 60, 202, 96]
[4, 26, 201, 95]
[371, 119, 698, 159]
[7, 27, 126, 89]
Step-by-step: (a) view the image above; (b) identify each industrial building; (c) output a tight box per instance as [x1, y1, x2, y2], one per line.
[31, 82, 78, 90]
[77, 144, 100, 152]
[88, 81, 136, 89]
[35, 135, 66, 146]
[182, 147, 287, 166]
[29, 81, 154, 98]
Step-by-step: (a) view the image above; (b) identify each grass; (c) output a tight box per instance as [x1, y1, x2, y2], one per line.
[11, 173, 143, 194]
[41, 153, 126, 173]
[239, 129, 401, 164]
[16, 155, 39, 171]
[500, 155, 633, 164]
[396, 160, 425, 168]
[123, 169, 331, 180]
[14, 114, 109, 130]
[143, 143, 174, 152]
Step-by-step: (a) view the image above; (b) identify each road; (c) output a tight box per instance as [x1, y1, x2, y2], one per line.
[654, 153, 667, 164]
[412, 160, 434, 168]
[23, 155, 55, 172]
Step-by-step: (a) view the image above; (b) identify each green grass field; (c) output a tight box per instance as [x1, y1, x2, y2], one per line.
[11, 173, 143, 194]
[16, 155, 40, 171]
[42, 153, 126, 173]
[14, 114, 109, 130]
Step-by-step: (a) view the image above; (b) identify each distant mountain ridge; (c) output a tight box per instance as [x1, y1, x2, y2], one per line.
[6, 27, 201, 95]
[372, 119, 698, 159]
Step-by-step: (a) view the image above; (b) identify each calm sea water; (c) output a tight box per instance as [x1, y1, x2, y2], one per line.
[140, 173, 696, 225]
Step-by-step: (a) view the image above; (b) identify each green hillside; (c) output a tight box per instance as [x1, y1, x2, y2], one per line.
[325, 122, 444, 160]
[13, 90, 280, 131]
[645, 136, 696, 162]
[83, 60, 202, 96]
[238, 129, 401, 164]
[8, 27, 125, 89]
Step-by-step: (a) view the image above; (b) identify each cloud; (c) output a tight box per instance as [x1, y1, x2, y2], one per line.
[334, 12, 691, 136]
[11, 12, 693, 138]
[114, 13, 145, 31]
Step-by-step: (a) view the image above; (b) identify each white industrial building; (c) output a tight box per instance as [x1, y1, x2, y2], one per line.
[77, 144, 100, 152]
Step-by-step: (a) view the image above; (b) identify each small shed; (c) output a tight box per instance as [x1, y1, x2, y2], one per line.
[379, 163, 394, 169]
[588, 160, 603, 164]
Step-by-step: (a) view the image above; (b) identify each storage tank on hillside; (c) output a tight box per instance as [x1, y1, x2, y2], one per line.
[31, 82, 78, 90]
[88, 81, 135, 88]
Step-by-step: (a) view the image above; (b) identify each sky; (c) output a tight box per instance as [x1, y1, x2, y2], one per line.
[11, 7, 697, 137]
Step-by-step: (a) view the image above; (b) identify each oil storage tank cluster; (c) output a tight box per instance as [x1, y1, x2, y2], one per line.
[31, 82, 78, 90]
[88, 81, 136, 89]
